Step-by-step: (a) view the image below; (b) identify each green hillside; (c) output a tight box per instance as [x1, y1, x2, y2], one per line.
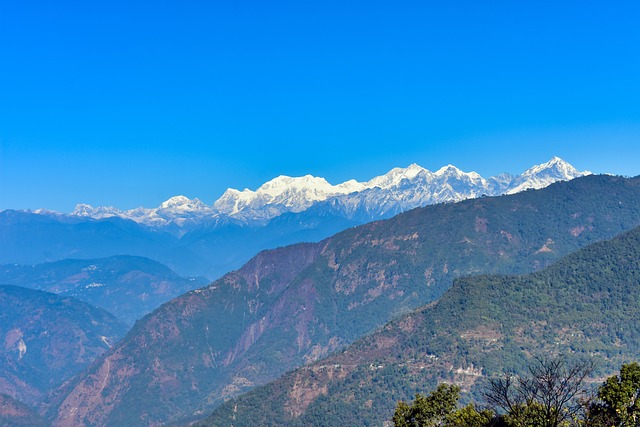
[49, 175, 640, 426]
[0, 286, 127, 406]
[202, 224, 640, 426]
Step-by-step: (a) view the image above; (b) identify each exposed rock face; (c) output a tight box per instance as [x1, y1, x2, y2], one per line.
[50, 175, 640, 426]
[0, 286, 127, 406]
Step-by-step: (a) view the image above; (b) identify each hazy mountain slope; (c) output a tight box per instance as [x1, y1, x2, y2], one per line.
[49, 174, 640, 426]
[0, 256, 209, 325]
[0, 286, 127, 406]
[0, 394, 49, 427]
[202, 224, 640, 427]
[0, 211, 209, 273]
[176, 211, 360, 279]
[0, 207, 354, 280]
[1, 158, 589, 279]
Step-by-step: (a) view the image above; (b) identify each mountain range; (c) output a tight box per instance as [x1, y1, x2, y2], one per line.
[0, 285, 127, 406]
[0, 157, 609, 426]
[201, 222, 640, 426]
[0, 256, 209, 325]
[2, 158, 589, 280]
[47, 174, 640, 426]
[71, 157, 588, 231]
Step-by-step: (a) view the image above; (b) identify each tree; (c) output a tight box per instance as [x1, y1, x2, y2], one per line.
[483, 356, 595, 427]
[587, 362, 640, 426]
[445, 404, 495, 427]
[393, 384, 495, 427]
[393, 383, 461, 427]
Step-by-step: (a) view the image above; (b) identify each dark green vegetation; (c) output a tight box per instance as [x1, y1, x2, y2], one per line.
[587, 362, 640, 427]
[201, 221, 640, 426]
[392, 383, 486, 427]
[0, 285, 127, 406]
[390, 361, 640, 427]
[0, 255, 209, 325]
[49, 175, 640, 426]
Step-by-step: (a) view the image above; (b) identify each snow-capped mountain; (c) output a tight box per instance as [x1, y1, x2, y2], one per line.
[505, 156, 588, 194]
[8, 157, 593, 279]
[315, 157, 591, 221]
[72, 196, 220, 231]
[212, 175, 367, 222]
[72, 157, 590, 230]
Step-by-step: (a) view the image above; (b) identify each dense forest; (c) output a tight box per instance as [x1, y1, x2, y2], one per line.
[392, 360, 640, 427]
[201, 223, 640, 426]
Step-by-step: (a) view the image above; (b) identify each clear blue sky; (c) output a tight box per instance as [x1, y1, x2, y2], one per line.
[1, 1, 639, 211]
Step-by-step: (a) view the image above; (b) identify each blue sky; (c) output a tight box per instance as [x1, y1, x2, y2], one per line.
[1, 1, 639, 211]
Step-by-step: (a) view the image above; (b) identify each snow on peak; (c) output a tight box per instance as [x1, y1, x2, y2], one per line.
[69, 197, 215, 232]
[71, 204, 120, 219]
[434, 164, 464, 177]
[336, 179, 367, 194]
[70, 157, 591, 230]
[506, 157, 591, 194]
[213, 174, 365, 219]
[522, 156, 576, 177]
[256, 175, 334, 196]
[72, 204, 95, 216]
[366, 164, 428, 189]
[159, 195, 192, 209]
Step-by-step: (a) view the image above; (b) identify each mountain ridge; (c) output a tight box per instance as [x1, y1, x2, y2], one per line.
[0, 285, 127, 407]
[0, 255, 209, 325]
[1, 158, 589, 279]
[69, 157, 589, 230]
[48, 174, 640, 427]
[200, 223, 640, 426]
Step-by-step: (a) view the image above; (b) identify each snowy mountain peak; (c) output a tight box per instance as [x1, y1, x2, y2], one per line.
[432, 165, 486, 187]
[366, 164, 428, 189]
[72, 203, 95, 216]
[159, 195, 193, 209]
[213, 173, 364, 219]
[72, 204, 120, 219]
[336, 179, 367, 194]
[521, 156, 584, 178]
[256, 174, 333, 196]
[434, 164, 463, 176]
[70, 157, 592, 230]
[506, 157, 591, 194]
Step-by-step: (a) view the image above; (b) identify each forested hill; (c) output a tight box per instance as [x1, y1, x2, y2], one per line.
[0, 255, 208, 325]
[50, 174, 640, 426]
[0, 286, 127, 406]
[202, 223, 640, 426]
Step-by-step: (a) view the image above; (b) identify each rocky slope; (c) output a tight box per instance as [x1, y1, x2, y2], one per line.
[0, 286, 127, 406]
[48, 174, 640, 426]
[0, 256, 209, 325]
[202, 224, 640, 426]
[0, 394, 48, 427]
